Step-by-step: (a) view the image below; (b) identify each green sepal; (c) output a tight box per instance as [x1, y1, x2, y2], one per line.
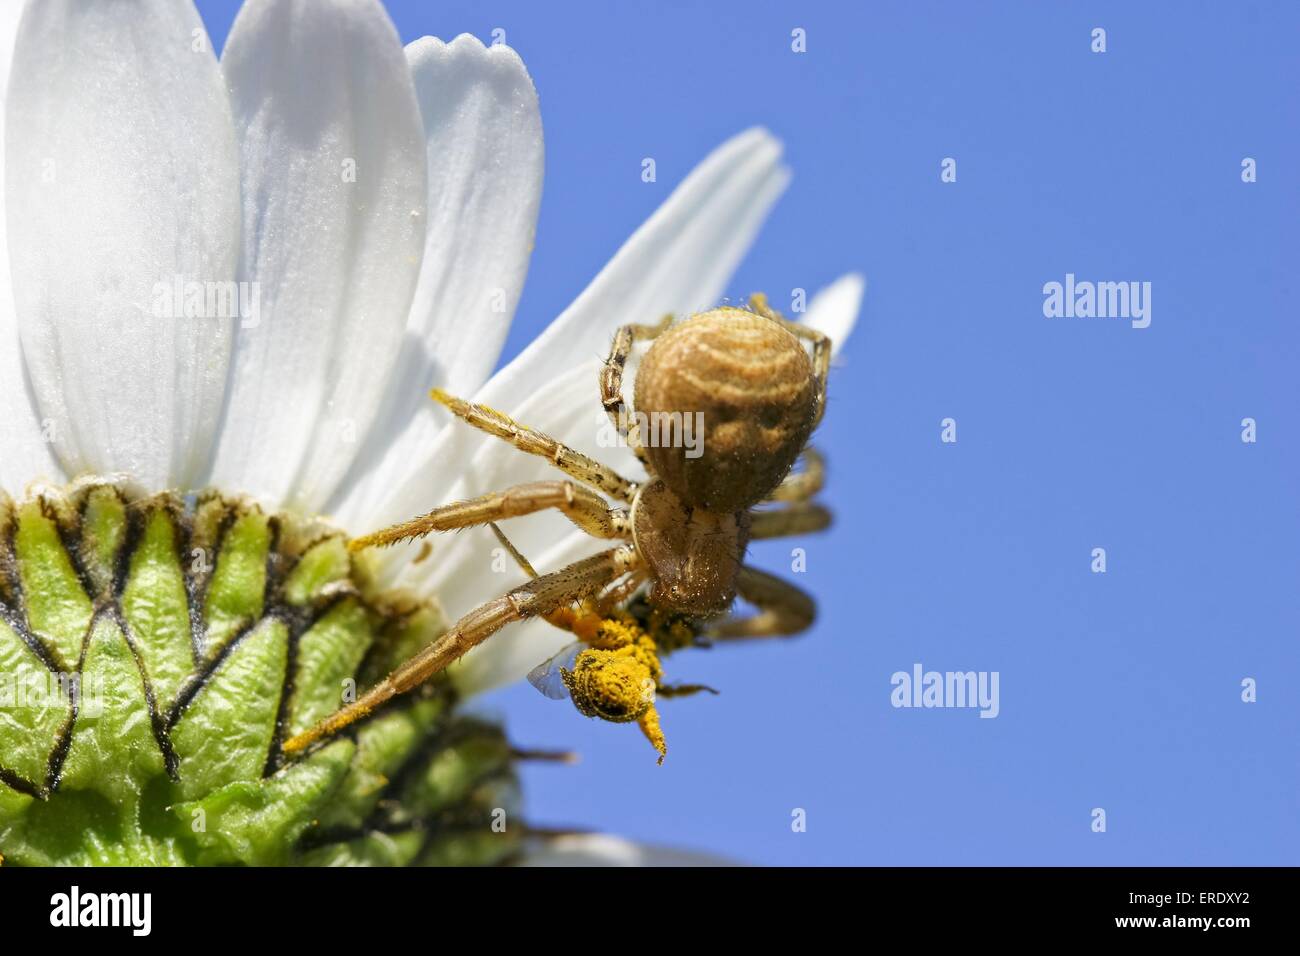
[314, 697, 448, 831]
[121, 504, 195, 712]
[288, 597, 375, 738]
[282, 536, 351, 606]
[171, 618, 288, 801]
[392, 721, 514, 823]
[296, 829, 427, 867]
[201, 508, 270, 658]
[79, 486, 127, 599]
[0, 614, 68, 785]
[171, 739, 355, 867]
[13, 500, 93, 669]
[58, 612, 166, 811]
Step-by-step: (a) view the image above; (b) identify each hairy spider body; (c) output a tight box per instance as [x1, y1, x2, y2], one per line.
[635, 307, 818, 513]
[284, 294, 835, 758]
[630, 478, 750, 617]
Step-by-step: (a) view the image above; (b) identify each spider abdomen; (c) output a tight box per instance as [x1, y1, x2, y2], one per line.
[633, 307, 816, 513]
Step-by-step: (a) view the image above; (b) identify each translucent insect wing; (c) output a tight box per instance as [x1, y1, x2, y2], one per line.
[527, 642, 584, 700]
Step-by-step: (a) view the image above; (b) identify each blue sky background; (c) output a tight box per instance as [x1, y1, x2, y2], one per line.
[197, 0, 1299, 865]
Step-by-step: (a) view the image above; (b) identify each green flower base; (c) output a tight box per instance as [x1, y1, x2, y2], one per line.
[0, 482, 520, 866]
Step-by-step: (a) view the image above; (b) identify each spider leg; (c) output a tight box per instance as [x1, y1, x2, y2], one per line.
[487, 522, 629, 642]
[431, 389, 637, 502]
[350, 480, 629, 552]
[765, 447, 825, 503]
[487, 521, 541, 578]
[491, 528, 649, 635]
[600, 314, 673, 463]
[656, 682, 719, 699]
[283, 546, 641, 754]
[749, 502, 832, 539]
[593, 568, 649, 616]
[748, 293, 831, 428]
[704, 565, 816, 640]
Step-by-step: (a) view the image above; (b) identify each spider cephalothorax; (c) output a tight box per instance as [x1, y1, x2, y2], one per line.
[285, 294, 833, 758]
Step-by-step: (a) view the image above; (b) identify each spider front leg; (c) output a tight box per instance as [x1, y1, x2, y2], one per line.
[487, 522, 644, 641]
[350, 480, 629, 552]
[431, 388, 637, 502]
[283, 546, 641, 754]
[766, 447, 826, 503]
[600, 314, 673, 462]
[592, 569, 650, 616]
[705, 566, 816, 640]
[749, 502, 832, 539]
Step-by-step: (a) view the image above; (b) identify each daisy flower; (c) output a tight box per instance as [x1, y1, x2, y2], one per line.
[0, 0, 862, 866]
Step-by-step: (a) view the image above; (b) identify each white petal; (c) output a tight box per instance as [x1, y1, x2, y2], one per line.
[365, 124, 784, 544]
[0, 0, 61, 498]
[4, 0, 240, 492]
[210, 0, 426, 513]
[363, 129, 789, 692]
[518, 833, 738, 867]
[331, 33, 543, 526]
[802, 272, 865, 357]
[401, 34, 544, 403]
[368, 127, 785, 537]
[462, 128, 789, 433]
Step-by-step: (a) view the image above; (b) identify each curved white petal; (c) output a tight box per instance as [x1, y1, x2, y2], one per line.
[5, 0, 240, 492]
[368, 127, 785, 533]
[332, 33, 543, 526]
[365, 125, 784, 542]
[518, 833, 738, 867]
[210, 0, 426, 513]
[457, 127, 789, 441]
[362, 129, 789, 693]
[0, 0, 61, 498]
[803, 272, 865, 357]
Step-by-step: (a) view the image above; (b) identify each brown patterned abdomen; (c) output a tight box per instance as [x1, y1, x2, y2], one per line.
[633, 308, 816, 513]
